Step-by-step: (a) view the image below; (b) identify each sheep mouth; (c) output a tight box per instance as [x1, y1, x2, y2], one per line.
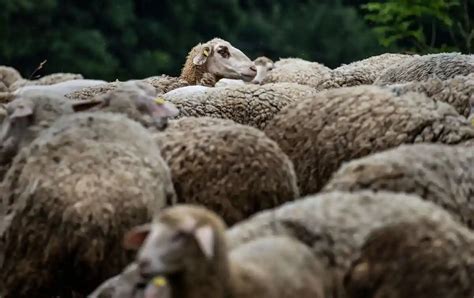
[240, 72, 257, 82]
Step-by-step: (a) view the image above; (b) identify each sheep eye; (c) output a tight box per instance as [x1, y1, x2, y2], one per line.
[218, 47, 230, 58]
[172, 231, 187, 242]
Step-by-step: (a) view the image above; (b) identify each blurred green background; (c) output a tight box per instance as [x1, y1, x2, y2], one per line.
[0, 0, 472, 80]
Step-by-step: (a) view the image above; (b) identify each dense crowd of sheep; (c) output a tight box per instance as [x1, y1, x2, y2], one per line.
[0, 38, 473, 298]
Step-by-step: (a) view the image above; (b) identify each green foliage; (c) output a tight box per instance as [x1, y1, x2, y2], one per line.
[8, 0, 469, 81]
[362, 0, 473, 53]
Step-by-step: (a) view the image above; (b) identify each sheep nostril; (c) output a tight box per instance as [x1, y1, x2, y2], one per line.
[250, 65, 257, 72]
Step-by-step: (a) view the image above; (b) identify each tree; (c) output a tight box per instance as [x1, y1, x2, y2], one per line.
[362, 0, 473, 53]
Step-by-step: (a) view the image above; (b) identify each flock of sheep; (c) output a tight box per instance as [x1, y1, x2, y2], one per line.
[0, 37, 474, 298]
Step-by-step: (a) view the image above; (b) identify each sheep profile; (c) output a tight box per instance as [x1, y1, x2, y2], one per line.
[375, 53, 474, 85]
[163, 82, 318, 130]
[153, 117, 299, 224]
[180, 38, 257, 86]
[344, 219, 474, 298]
[121, 204, 327, 298]
[323, 143, 474, 229]
[0, 112, 176, 298]
[227, 191, 463, 296]
[262, 57, 332, 89]
[264, 85, 474, 195]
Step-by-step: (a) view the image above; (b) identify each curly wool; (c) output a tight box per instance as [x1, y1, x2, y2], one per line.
[153, 117, 299, 224]
[262, 58, 332, 89]
[226, 191, 459, 296]
[0, 66, 22, 88]
[345, 218, 474, 298]
[386, 73, 474, 117]
[264, 85, 474, 195]
[324, 143, 474, 229]
[0, 113, 176, 298]
[319, 53, 415, 89]
[374, 53, 474, 85]
[163, 82, 318, 130]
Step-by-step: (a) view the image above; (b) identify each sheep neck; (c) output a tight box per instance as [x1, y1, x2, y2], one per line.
[180, 63, 218, 87]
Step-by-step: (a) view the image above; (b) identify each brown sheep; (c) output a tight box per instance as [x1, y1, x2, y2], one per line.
[153, 117, 299, 225]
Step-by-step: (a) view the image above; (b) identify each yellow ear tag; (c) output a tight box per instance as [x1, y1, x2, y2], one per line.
[152, 276, 167, 288]
[471, 117, 474, 126]
[203, 49, 210, 57]
[154, 97, 166, 105]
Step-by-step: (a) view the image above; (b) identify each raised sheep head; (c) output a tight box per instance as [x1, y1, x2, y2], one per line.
[193, 38, 257, 82]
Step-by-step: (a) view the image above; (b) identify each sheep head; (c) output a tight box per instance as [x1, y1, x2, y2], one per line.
[182, 38, 257, 85]
[72, 81, 179, 130]
[252, 56, 274, 84]
[123, 205, 226, 280]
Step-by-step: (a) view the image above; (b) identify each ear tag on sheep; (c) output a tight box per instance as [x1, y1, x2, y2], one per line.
[203, 49, 210, 57]
[154, 97, 166, 105]
[194, 225, 214, 260]
[151, 276, 168, 288]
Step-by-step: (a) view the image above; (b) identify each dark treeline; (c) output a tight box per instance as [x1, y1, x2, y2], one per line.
[0, 0, 472, 80]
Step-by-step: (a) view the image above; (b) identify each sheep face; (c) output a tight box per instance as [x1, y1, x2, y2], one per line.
[124, 210, 216, 280]
[0, 100, 33, 165]
[193, 39, 257, 82]
[252, 56, 274, 84]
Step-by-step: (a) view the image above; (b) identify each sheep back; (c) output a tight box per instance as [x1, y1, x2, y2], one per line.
[154, 117, 299, 224]
[0, 112, 175, 297]
[264, 85, 474, 195]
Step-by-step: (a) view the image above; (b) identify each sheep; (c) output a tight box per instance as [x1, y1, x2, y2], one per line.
[0, 82, 178, 180]
[319, 53, 416, 89]
[66, 75, 189, 101]
[324, 143, 474, 228]
[163, 82, 319, 130]
[264, 85, 474, 195]
[374, 53, 474, 85]
[0, 66, 22, 88]
[120, 204, 327, 298]
[226, 190, 461, 297]
[153, 117, 299, 225]
[344, 218, 474, 298]
[180, 37, 257, 86]
[262, 57, 332, 89]
[385, 73, 474, 117]
[215, 56, 274, 87]
[0, 112, 177, 298]
[9, 72, 84, 91]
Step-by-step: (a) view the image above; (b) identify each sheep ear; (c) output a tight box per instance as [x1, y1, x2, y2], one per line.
[10, 103, 33, 119]
[193, 46, 212, 66]
[123, 224, 151, 250]
[152, 98, 179, 118]
[71, 99, 103, 112]
[194, 225, 214, 260]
